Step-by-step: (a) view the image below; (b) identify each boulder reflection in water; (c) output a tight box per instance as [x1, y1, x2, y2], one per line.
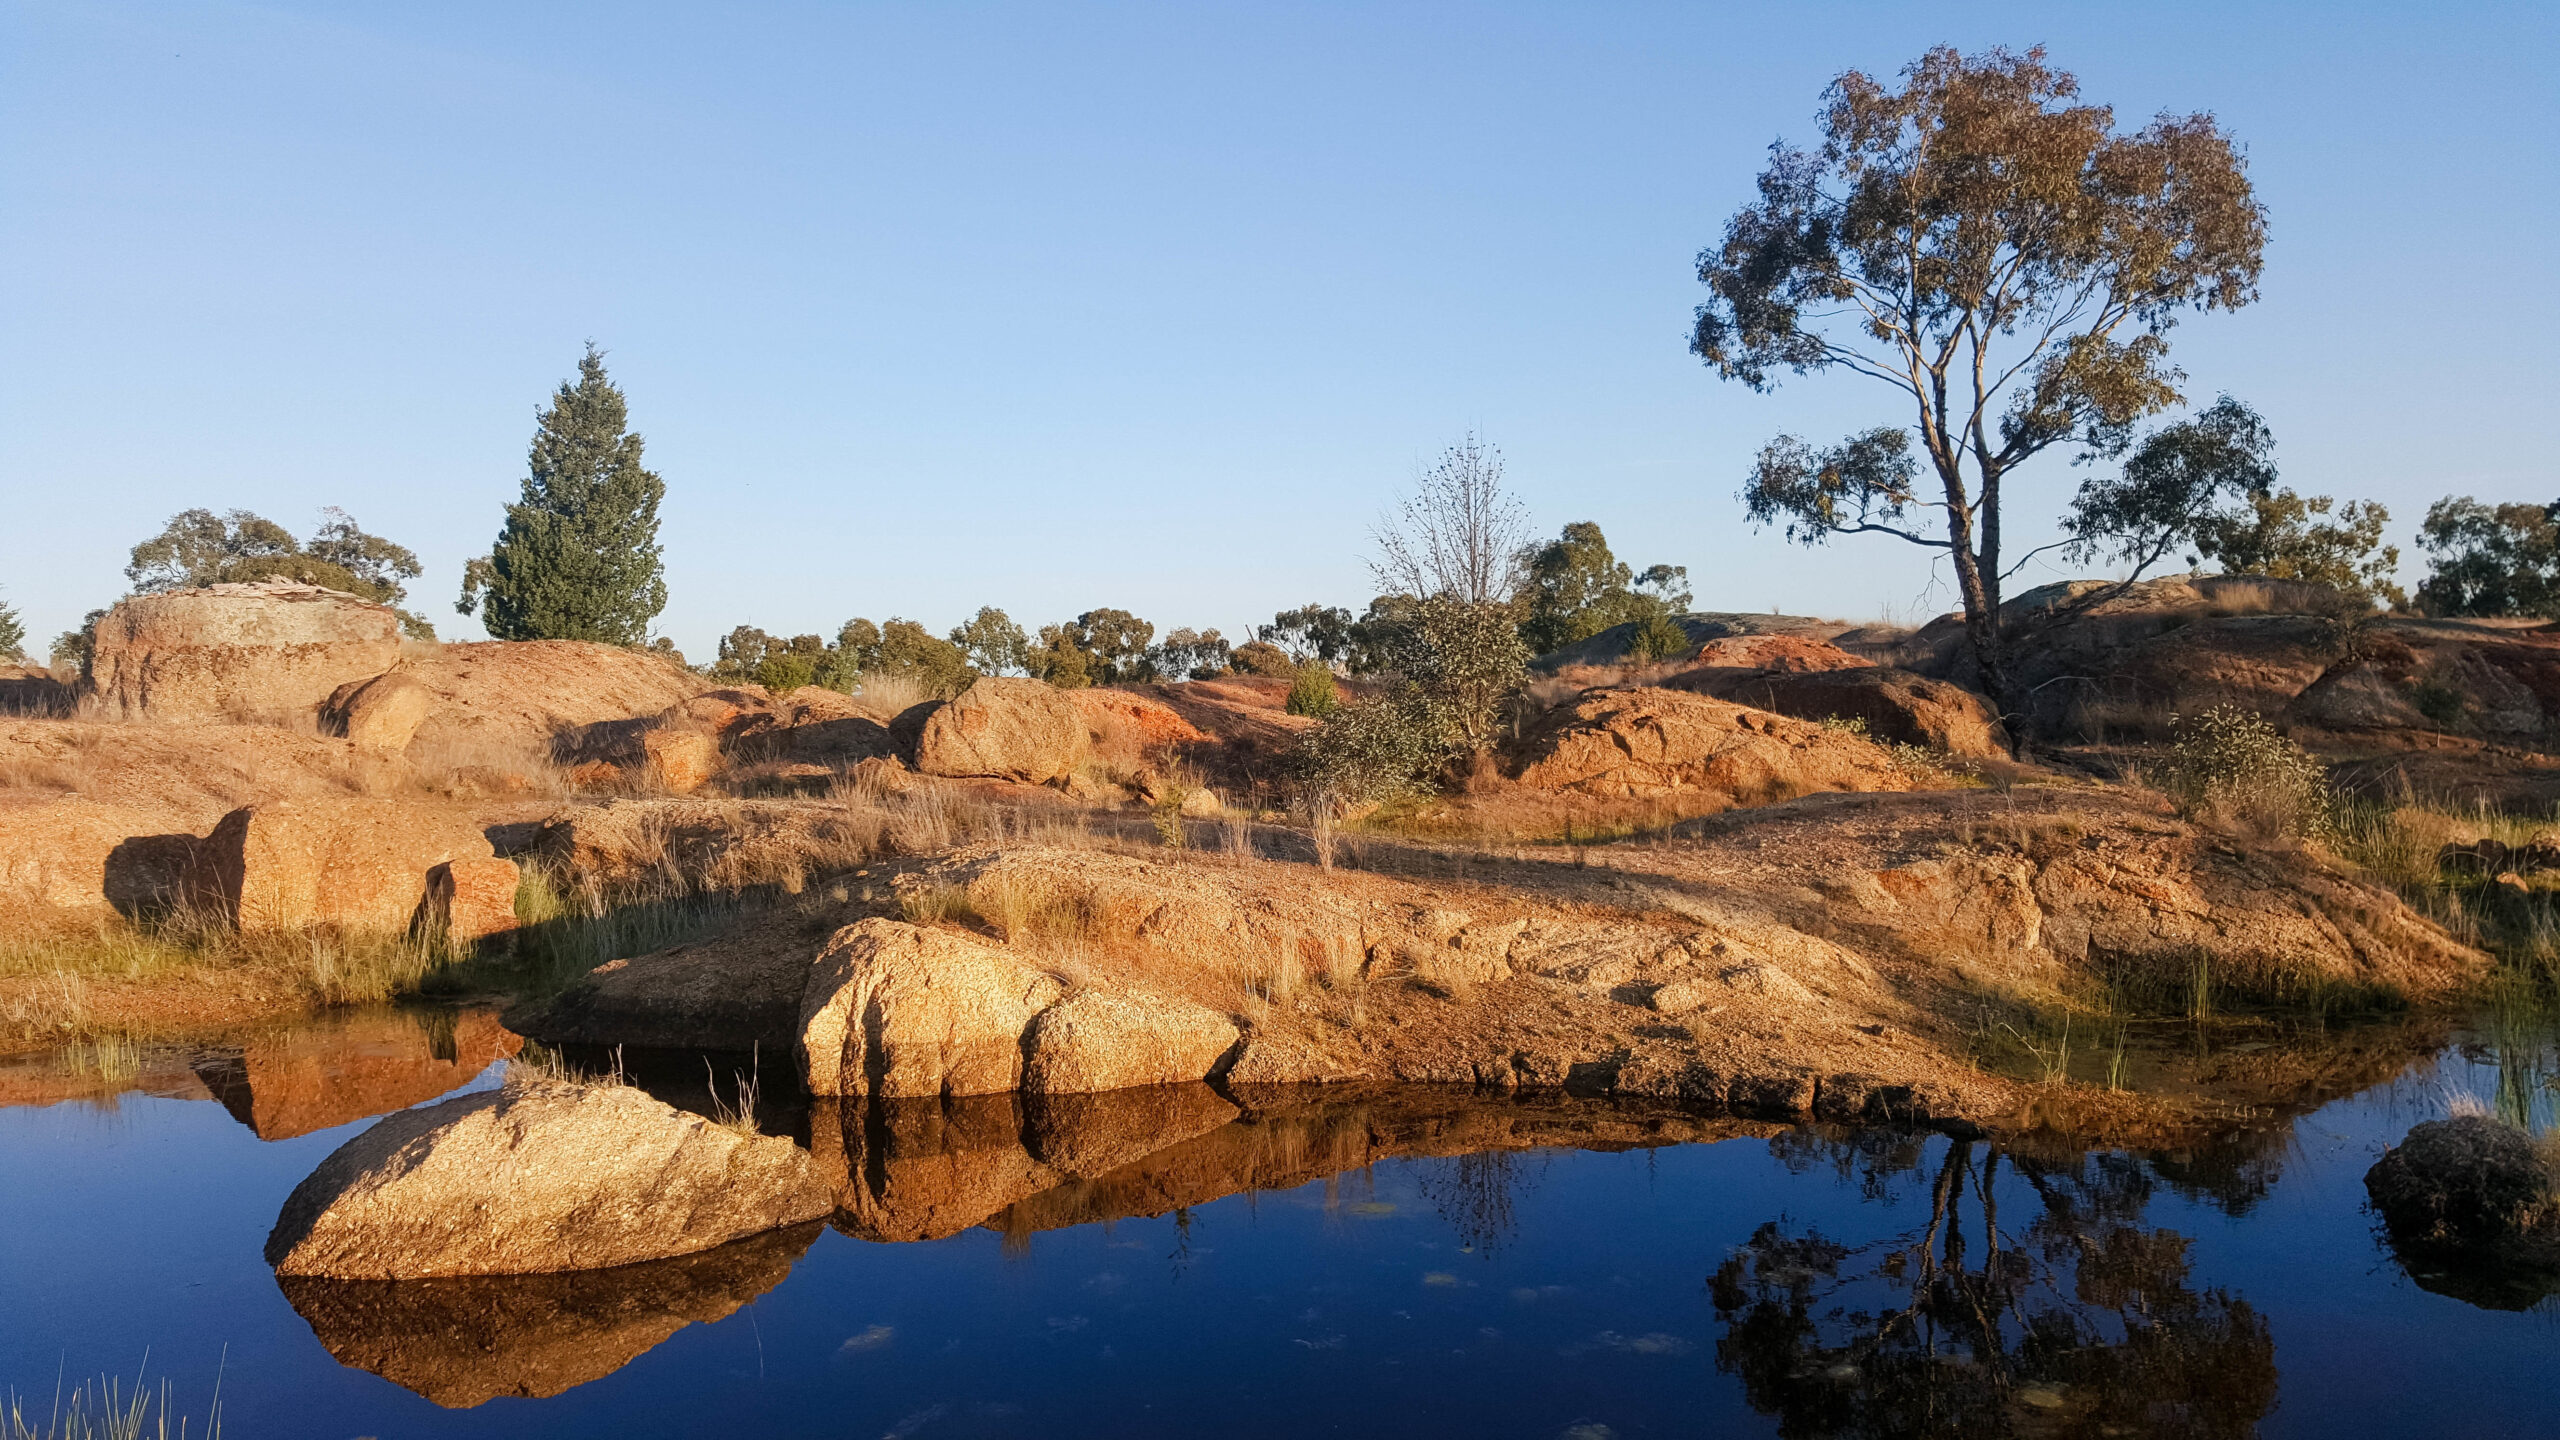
[812, 1082, 1780, 1247]
[276, 1222, 821, 1408]
[192, 1008, 520, 1141]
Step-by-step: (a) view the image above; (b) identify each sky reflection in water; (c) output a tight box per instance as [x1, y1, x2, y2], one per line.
[1, 1019, 2556, 1440]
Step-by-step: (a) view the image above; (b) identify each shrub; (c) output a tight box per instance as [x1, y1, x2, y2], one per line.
[1625, 611, 1693, 664]
[1286, 662, 1339, 717]
[1231, 638, 1294, 677]
[1298, 687, 1439, 802]
[0, 601, 22, 662]
[2157, 705, 2333, 839]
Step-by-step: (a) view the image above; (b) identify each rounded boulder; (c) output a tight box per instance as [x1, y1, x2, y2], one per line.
[915, 677, 1089, 784]
[264, 1078, 834, 1279]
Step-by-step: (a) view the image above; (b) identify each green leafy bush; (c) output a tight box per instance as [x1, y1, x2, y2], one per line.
[1625, 612, 1693, 664]
[1297, 687, 1439, 801]
[0, 601, 23, 662]
[2157, 705, 2333, 839]
[1286, 662, 1339, 717]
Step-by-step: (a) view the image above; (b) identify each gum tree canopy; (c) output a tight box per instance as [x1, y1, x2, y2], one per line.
[1695, 46, 2265, 710]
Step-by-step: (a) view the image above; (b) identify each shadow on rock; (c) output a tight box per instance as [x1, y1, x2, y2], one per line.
[277, 1222, 821, 1407]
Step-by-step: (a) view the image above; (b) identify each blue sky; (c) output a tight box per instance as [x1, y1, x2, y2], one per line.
[3, 1, 2552, 659]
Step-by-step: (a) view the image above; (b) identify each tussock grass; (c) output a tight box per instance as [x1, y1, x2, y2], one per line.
[4, 1361, 222, 1440]
[0, 909, 467, 1045]
[2332, 794, 2560, 998]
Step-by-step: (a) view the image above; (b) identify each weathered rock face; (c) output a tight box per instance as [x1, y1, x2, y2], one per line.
[88, 581, 403, 724]
[1511, 687, 1911, 801]
[915, 678, 1089, 783]
[394, 640, 713, 772]
[797, 918, 1062, 1098]
[420, 857, 520, 945]
[1020, 990, 1239, 1093]
[277, 1224, 818, 1409]
[0, 795, 195, 921]
[1679, 666, 2005, 758]
[265, 1078, 834, 1278]
[200, 798, 499, 933]
[2366, 1115, 2557, 1245]
[1068, 687, 1210, 753]
[325, 671, 435, 753]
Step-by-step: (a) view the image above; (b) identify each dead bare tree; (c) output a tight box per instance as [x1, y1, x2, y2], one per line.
[1371, 433, 1530, 605]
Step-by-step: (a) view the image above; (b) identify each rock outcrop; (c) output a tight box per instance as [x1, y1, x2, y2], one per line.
[0, 662, 72, 716]
[399, 640, 714, 763]
[1020, 990, 1239, 1093]
[797, 918, 1062, 1097]
[914, 677, 1088, 783]
[531, 797, 879, 897]
[1511, 687, 1911, 801]
[1067, 687, 1210, 752]
[1677, 666, 2005, 757]
[265, 1078, 834, 1278]
[88, 580, 403, 724]
[2366, 1115, 2558, 1244]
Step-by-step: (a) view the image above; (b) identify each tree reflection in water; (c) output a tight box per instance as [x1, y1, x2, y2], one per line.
[1709, 1130, 2277, 1438]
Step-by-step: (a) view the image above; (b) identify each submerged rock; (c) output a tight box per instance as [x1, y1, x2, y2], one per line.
[797, 918, 1061, 1098]
[265, 1078, 833, 1278]
[2365, 1115, 2557, 1244]
[277, 1223, 819, 1408]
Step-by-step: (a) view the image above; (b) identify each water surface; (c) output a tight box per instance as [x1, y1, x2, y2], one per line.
[2, 1008, 2555, 1439]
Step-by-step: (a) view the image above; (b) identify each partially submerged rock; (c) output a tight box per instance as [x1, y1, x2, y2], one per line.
[915, 677, 1088, 783]
[88, 580, 403, 724]
[265, 1078, 833, 1278]
[1021, 990, 1239, 1093]
[2366, 1115, 2557, 1245]
[797, 918, 1062, 1097]
[1511, 687, 1910, 801]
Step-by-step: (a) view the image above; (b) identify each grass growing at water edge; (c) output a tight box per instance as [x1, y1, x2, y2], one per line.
[4, 1360, 223, 1440]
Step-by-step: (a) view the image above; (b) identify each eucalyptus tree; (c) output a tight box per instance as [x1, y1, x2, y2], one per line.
[1695, 46, 2265, 708]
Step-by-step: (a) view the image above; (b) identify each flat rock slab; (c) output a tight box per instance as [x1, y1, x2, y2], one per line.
[265, 1078, 833, 1278]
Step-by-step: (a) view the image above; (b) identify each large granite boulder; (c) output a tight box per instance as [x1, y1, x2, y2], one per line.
[1510, 687, 1911, 801]
[797, 918, 1062, 1098]
[265, 1078, 833, 1278]
[88, 580, 403, 724]
[914, 677, 1088, 783]
[1020, 990, 1240, 1093]
[200, 797, 500, 933]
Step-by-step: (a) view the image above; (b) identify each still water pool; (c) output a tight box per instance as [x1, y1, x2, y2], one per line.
[2, 1011, 2555, 1439]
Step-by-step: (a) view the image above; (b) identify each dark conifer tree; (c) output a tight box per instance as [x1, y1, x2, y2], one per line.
[459, 345, 668, 644]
